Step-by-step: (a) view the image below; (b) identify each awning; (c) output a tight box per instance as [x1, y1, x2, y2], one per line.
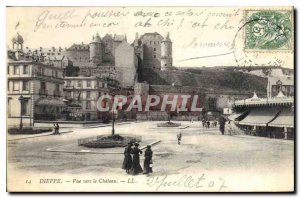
[238, 108, 280, 126]
[35, 97, 66, 107]
[268, 109, 294, 128]
[228, 111, 246, 121]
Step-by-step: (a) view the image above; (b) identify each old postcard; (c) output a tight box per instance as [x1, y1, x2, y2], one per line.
[6, 6, 294, 192]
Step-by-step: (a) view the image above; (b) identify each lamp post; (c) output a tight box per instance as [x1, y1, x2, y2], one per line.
[108, 97, 116, 136]
[18, 95, 25, 130]
[111, 109, 115, 136]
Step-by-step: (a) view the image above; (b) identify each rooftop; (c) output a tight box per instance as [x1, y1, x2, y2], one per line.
[234, 92, 294, 107]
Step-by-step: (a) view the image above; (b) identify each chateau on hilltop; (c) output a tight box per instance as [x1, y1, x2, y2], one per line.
[60, 32, 173, 88]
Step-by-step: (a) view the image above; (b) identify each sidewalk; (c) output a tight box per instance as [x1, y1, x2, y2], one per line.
[7, 122, 134, 141]
[7, 130, 74, 141]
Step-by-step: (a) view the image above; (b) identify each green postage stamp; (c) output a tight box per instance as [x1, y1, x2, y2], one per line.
[244, 10, 293, 51]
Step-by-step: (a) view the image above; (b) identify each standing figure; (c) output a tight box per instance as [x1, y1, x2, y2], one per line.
[207, 121, 210, 128]
[56, 123, 60, 135]
[219, 117, 226, 135]
[202, 119, 206, 128]
[129, 143, 143, 175]
[52, 123, 57, 135]
[214, 120, 218, 128]
[122, 143, 133, 173]
[143, 145, 153, 175]
[177, 132, 182, 145]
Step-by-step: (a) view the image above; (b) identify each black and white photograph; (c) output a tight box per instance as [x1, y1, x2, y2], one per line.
[5, 5, 295, 192]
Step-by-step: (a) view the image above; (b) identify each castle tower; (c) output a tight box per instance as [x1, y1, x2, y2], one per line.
[11, 32, 24, 51]
[161, 32, 172, 70]
[133, 32, 139, 47]
[89, 33, 102, 66]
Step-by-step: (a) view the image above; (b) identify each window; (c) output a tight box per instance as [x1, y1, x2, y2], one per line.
[7, 66, 10, 75]
[13, 81, 19, 91]
[86, 101, 91, 109]
[23, 81, 29, 91]
[8, 99, 11, 116]
[154, 48, 156, 51]
[67, 80, 71, 86]
[87, 80, 91, 87]
[86, 91, 91, 99]
[66, 91, 72, 98]
[14, 65, 19, 75]
[78, 80, 82, 88]
[23, 65, 28, 74]
[154, 41, 156, 44]
[55, 70, 58, 78]
[21, 100, 29, 115]
[153, 55, 156, 58]
[98, 82, 102, 88]
[55, 84, 59, 92]
[41, 82, 46, 90]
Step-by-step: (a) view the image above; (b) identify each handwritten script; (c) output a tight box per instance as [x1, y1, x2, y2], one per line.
[33, 8, 240, 33]
[146, 174, 228, 191]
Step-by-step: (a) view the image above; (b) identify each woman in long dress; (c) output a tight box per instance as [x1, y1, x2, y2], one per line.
[129, 143, 143, 175]
[143, 145, 153, 175]
[122, 143, 133, 173]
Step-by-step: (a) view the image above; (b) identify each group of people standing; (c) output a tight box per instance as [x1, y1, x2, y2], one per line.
[52, 123, 60, 135]
[122, 142, 153, 175]
[202, 120, 218, 128]
[201, 117, 228, 135]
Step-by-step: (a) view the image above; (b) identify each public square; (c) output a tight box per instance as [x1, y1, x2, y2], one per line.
[7, 121, 294, 192]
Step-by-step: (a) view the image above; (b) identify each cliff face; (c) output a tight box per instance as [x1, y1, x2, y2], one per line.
[138, 67, 268, 96]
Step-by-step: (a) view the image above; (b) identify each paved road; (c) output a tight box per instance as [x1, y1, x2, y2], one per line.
[7, 121, 294, 192]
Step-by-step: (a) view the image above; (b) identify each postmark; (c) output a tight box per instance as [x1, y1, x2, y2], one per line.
[231, 9, 293, 67]
[244, 10, 293, 51]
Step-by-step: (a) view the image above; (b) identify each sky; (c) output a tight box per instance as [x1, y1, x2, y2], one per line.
[6, 7, 294, 68]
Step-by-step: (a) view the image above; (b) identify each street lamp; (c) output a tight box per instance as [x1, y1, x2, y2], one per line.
[18, 95, 25, 130]
[111, 109, 116, 136]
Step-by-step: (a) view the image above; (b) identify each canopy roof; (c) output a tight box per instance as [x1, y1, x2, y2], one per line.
[228, 111, 247, 121]
[239, 108, 280, 126]
[268, 109, 294, 128]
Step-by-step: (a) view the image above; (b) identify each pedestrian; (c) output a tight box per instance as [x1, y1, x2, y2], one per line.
[56, 123, 60, 135]
[207, 121, 210, 128]
[129, 143, 143, 175]
[143, 145, 153, 175]
[219, 117, 226, 135]
[52, 123, 57, 135]
[122, 142, 133, 173]
[177, 132, 182, 145]
[202, 120, 205, 128]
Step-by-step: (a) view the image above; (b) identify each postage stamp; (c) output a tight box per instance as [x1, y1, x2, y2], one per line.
[244, 10, 293, 51]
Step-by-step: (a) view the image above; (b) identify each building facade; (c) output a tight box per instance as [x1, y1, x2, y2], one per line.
[7, 33, 65, 128]
[267, 76, 294, 98]
[63, 76, 108, 121]
[133, 32, 173, 70]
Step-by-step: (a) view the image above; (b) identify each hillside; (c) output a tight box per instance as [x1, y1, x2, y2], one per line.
[138, 68, 268, 96]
